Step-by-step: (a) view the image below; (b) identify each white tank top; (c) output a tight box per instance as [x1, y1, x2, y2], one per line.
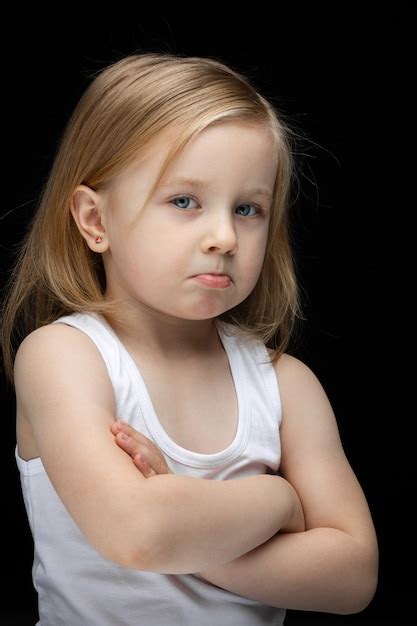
[15, 311, 286, 625]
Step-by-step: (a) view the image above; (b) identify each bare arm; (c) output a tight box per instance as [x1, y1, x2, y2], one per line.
[198, 528, 377, 615]
[137, 472, 299, 574]
[199, 354, 379, 615]
[14, 325, 298, 573]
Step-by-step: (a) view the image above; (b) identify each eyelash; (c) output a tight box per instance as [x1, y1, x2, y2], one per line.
[169, 195, 267, 218]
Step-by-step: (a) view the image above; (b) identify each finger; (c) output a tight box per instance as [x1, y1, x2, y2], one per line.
[115, 431, 158, 470]
[115, 422, 159, 456]
[114, 420, 148, 441]
[117, 433, 164, 475]
[111, 421, 146, 444]
[115, 431, 144, 458]
[110, 419, 125, 435]
[114, 419, 128, 433]
[133, 453, 156, 478]
[117, 433, 160, 470]
[113, 422, 171, 474]
[110, 421, 118, 435]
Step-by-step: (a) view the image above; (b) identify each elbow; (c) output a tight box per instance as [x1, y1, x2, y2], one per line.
[341, 576, 378, 615]
[119, 541, 155, 572]
[118, 515, 158, 572]
[97, 527, 155, 572]
[116, 482, 165, 572]
[340, 574, 378, 615]
[97, 500, 158, 571]
[354, 560, 379, 615]
[340, 543, 379, 615]
[116, 474, 181, 572]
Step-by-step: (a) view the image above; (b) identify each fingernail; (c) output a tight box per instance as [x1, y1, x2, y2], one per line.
[117, 420, 127, 428]
[121, 433, 130, 441]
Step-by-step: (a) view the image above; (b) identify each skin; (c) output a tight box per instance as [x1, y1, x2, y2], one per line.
[70, 121, 278, 360]
[69, 124, 378, 611]
[110, 419, 173, 478]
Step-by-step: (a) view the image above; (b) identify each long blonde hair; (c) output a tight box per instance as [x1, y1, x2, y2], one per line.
[0, 52, 305, 388]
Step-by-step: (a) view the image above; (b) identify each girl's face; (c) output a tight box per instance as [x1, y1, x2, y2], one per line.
[98, 122, 278, 324]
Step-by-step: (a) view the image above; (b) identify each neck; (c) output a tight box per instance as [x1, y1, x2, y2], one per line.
[103, 306, 222, 360]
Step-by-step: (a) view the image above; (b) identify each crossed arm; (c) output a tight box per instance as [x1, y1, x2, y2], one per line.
[111, 359, 379, 617]
[15, 326, 378, 615]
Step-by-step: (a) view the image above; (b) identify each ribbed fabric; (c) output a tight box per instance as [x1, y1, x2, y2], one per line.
[15, 311, 286, 625]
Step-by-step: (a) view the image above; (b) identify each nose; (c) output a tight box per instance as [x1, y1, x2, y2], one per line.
[200, 212, 238, 255]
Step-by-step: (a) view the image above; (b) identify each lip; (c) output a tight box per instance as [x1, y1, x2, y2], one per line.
[193, 273, 231, 288]
[193, 272, 231, 278]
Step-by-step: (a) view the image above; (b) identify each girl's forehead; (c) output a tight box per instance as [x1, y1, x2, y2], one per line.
[107, 121, 278, 196]
[147, 120, 276, 159]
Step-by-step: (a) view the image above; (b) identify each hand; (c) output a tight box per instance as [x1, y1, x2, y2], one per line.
[110, 419, 174, 478]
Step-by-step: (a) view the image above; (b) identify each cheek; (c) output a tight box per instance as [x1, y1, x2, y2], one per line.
[124, 230, 175, 282]
[137, 213, 180, 250]
[243, 231, 268, 273]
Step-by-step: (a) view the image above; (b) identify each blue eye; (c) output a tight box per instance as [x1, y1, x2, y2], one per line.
[170, 196, 265, 217]
[236, 204, 262, 218]
[171, 196, 198, 210]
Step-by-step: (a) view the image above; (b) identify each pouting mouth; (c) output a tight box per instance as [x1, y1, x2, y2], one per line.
[193, 272, 231, 278]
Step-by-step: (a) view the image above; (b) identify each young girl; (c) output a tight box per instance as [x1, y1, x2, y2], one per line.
[1, 52, 378, 625]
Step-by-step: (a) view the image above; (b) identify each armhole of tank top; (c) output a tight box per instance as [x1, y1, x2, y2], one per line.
[15, 445, 45, 475]
[217, 321, 283, 429]
[52, 318, 116, 383]
[251, 340, 283, 429]
[15, 317, 116, 475]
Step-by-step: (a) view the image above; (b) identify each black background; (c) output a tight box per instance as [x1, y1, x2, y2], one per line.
[0, 9, 413, 625]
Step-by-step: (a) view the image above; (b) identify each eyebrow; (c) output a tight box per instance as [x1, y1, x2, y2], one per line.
[159, 177, 273, 200]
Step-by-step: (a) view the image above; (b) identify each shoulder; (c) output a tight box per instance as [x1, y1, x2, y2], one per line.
[265, 347, 313, 383]
[14, 322, 115, 421]
[264, 344, 341, 446]
[17, 320, 88, 350]
[15, 322, 105, 390]
[13, 322, 151, 568]
[16, 321, 102, 364]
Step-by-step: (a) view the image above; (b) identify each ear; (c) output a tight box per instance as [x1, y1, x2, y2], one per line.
[70, 184, 108, 252]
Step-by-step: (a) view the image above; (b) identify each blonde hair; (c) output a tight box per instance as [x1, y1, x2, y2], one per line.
[0, 52, 305, 389]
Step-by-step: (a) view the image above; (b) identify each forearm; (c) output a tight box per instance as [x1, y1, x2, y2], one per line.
[139, 473, 294, 574]
[198, 527, 378, 615]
